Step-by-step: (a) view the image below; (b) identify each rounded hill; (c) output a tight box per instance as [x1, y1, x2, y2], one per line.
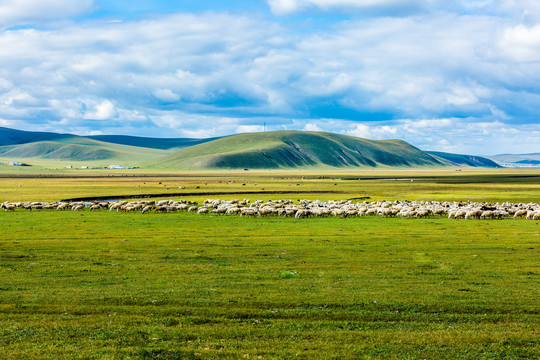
[153, 131, 446, 169]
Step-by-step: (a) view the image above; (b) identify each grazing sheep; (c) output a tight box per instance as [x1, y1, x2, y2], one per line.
[141, 206, 152, 214]
[331, 208, 346, 217]
[480, 210, 494, 219]
[197, 207, 209, 214]
[56, 203, 69, 211]
[2, 203, 15, 211]
[295, 209, 310, 218]
[226, 207, 241, 215]
[240, 208, 257, 217]
[465, 209, 482, 220]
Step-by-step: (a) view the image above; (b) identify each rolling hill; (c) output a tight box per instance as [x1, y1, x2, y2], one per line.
[153, 131, 447, 169]
[87, 134, 218, 150]
[427, 151, 501, 168]
[0, 141, 114, 161]
[0, 126, 70, 145]
[0, 127, 212, 166]
[0, 138, 171, 166]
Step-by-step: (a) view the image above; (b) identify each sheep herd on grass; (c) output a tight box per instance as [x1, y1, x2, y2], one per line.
[1, 198, 540, 220]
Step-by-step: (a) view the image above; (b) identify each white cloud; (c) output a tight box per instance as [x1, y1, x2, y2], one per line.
[267, 0, 540, 17]
[267, 0, 424, 15]
[153, 88, 180, 103]
[498, 24, 540, 62]
[83, 100, 116, 121]
[347, 123, 397, 139]
[0, 77, 12, 91]
[303, 122, 323, 131]
[0, 0, 94, 28]
[237, 125, 265, 133]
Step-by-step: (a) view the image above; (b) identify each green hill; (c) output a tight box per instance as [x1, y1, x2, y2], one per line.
[153, 131, 447, 169]
[88, 135, 218, 150]
[0, 138, 172, 166]
[427, 151, 501, 168]
[0, 141, 115, 161]
[0, 126, 70, 145]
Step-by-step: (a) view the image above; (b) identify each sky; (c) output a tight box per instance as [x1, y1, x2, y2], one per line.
[0, 0, 539, 155]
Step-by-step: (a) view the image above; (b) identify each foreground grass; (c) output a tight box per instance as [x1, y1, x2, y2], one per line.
[1, 211, 539, 359]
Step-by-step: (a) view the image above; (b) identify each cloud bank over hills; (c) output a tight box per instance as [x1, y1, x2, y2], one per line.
[0, 0, 539, 155]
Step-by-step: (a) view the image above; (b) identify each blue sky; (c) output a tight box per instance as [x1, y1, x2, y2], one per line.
[1, 0, 539, 154]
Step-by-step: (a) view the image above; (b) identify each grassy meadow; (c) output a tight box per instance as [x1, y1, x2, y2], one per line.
[1, 169, 539, 359]
[0, 168, 539, 203]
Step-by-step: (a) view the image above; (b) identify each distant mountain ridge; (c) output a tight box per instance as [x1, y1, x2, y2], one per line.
[427, 151, 501, 168]
[487, 153, 540, 165]
[0, 126, 501, 169]
[0, 126, 214, 150]
[0, 126, 71, 145]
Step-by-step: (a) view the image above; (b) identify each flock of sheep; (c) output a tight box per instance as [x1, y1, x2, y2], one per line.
[2, 198, 540, 220]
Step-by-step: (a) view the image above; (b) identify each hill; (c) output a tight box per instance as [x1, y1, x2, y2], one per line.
[487, 153, 540, 166]
[87, 135, 218, 150]
[153, 131, 447, 169]
[0, 137, 171, 166]
[427, 151, 501, 168]
[0, 126, 71, 145]
[0, 127, 210, 166]
[0, 141, 116, 161]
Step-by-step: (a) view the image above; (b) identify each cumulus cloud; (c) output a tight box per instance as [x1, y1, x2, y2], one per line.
[348, 123, 397, 139]
[83, 100, 116, 120]
[498, 24, 540, 62]
[303, 122, 323, 131]
[0, 0, 94, 28]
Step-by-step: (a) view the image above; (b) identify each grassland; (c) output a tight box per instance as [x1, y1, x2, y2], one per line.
[0, 169, 538, 204]
[1, 211, 539, 359]
[1, 169, 539, 359]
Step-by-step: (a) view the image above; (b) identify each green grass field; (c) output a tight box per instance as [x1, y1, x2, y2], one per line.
[1, 169, 539, 359]
[0, 169, 538, 203]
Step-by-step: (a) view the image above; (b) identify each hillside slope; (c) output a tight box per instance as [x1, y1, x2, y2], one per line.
[0, 138, 171, 165]
[427, 151, 501, 168]
[88, 135, 218, 150]
[154, 131, 447, 169]
[0, 141, 115, 161]
[0, 126, 71, 145]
